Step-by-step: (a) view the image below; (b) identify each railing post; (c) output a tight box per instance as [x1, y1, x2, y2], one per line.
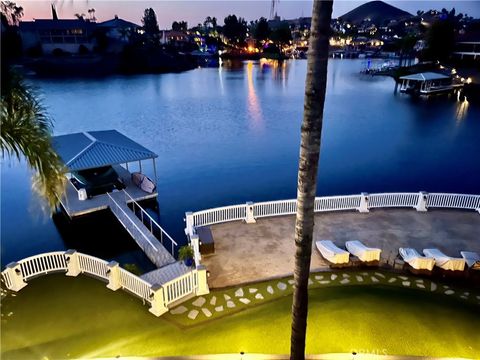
[195, 265, 210, 296]
[415, 191, 428, 212]
[106, 261, 121, 291]
[185, 211, 195, 237]
[358, 192, 369, 213]
[3, 262, 27, 292]
[190, 234, 201, 265]
[149, 284, 169, 317]
[65, 249, 81, 277]
[245, 201, 256, 223]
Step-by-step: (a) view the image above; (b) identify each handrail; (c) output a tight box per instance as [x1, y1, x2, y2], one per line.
[122, 190, 178, 255]
[186, 192, 480, 232]
[107, 193, 159, 252]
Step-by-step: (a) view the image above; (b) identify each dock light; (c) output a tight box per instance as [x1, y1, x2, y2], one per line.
[466, 77, 472, 84]
[451, 68, 457, 74]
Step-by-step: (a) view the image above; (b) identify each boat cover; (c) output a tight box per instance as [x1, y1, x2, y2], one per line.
[345, 240, 381, 262]
[399, 248, 435, 270]
[316, 240, 349, 264]
[132, 172, 156, 194]
[423, 249, 465, 271]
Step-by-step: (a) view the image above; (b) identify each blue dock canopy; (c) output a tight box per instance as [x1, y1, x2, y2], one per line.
[52, 130, 158, 171]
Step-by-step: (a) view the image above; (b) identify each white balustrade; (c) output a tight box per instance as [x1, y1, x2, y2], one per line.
[163, 271, 195, 305]
[119, 268, 151, 302]
[368, 192, 419, 208]
[187, 192, 480, 230]
[18, 251, 67, 280]
[193, 204, 247, 227]
[1, 250, 202, 317]
[428, 193, 480, 210]
[77, 253, 109, 280]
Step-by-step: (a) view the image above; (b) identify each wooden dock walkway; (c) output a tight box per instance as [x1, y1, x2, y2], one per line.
[108, 192, 176, 269]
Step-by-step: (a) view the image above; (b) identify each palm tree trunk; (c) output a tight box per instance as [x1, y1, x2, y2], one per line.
[290, 1, 333, 359]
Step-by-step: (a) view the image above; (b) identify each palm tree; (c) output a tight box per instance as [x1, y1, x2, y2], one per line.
[290, 1, 333, 359]
[1, 66, 66, 211]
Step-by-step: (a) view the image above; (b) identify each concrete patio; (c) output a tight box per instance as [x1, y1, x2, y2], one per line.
[202, 209, 480, 288]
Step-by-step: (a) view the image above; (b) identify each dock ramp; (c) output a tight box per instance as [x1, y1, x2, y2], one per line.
[107, 191, 176, 269]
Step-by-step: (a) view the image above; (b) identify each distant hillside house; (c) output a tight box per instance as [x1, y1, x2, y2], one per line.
[19, 19, 95, 55]
[454, 32, 480, 61]
[161, 30, 189, 45]
[97, 15, 139, 43]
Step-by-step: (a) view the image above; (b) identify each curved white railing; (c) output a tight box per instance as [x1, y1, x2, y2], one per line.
[186, 192, 480, 233]
[1, 250, 209, 317]
[19, 251, 67, 280]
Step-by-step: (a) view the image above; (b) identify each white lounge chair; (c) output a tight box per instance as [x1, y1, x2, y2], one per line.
[315, 240, 349, 264]
[423, 249, 465, 271]
[345, 240, 381, 262]
[399, 248, 435, 271]
[460, 251, 480, 270]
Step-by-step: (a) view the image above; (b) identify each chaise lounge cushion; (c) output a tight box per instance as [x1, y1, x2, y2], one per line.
[460, 251, 480, 270]
[315, 240, 349, 264]
[399, 248, 435, 271]
[345, 240, 381, 262]
[423, 248, 465, 271]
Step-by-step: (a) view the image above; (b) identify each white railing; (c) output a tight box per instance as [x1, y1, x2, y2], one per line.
[119, 268, 151, 301]
[123, 190, 178, 256]
[18, 251, 67, 280]
[107, 193, 159, 252]
[77, 253, 109, 280]
[254, 199, 297, 218]
[193, 204, 247, 227]
[186, 192, 480, 233]
[1, 250, 208, 317]
[427, 193, 480, 210]
[163, 271, 196, 305]
[314, 195, 361, 212]
[368, 193, 419, 208]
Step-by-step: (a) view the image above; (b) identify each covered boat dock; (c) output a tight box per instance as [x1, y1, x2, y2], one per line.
[53, 130, 159, 218]
[399, 72, 463, 96]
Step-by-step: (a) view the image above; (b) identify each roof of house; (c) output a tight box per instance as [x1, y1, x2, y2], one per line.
[52, 130, 157, 171]
[399, 72, 450, 81]
[97, 16, 140, 29]
[19, 19, 95, 31]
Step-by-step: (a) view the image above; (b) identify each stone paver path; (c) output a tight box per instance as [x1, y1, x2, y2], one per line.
[169, 271, 480, 324]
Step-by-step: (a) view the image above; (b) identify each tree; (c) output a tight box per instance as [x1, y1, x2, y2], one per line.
[253, 17, 270, 42]
[290, 1, 333, 359]
[223, 14, 247, 44]
[270, 23, 292, 46]
[142, 7, 160, 44]
[0, 0, 23, 25]
[172, 20, 187, 32]
[1, 2, 66, 211]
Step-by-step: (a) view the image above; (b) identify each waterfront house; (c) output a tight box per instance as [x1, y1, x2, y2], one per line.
[454, 31, 480, 63]
[19, 18, 95, 55]
[97, 16, 139, 42]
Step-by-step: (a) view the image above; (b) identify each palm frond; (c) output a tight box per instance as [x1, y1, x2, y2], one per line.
[1, 66, 66, 211]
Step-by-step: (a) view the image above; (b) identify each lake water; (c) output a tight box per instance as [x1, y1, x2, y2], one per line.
[2, 59, 479, 270]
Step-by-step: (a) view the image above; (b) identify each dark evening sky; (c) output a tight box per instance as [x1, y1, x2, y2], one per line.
[17, 1, 480, 27]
